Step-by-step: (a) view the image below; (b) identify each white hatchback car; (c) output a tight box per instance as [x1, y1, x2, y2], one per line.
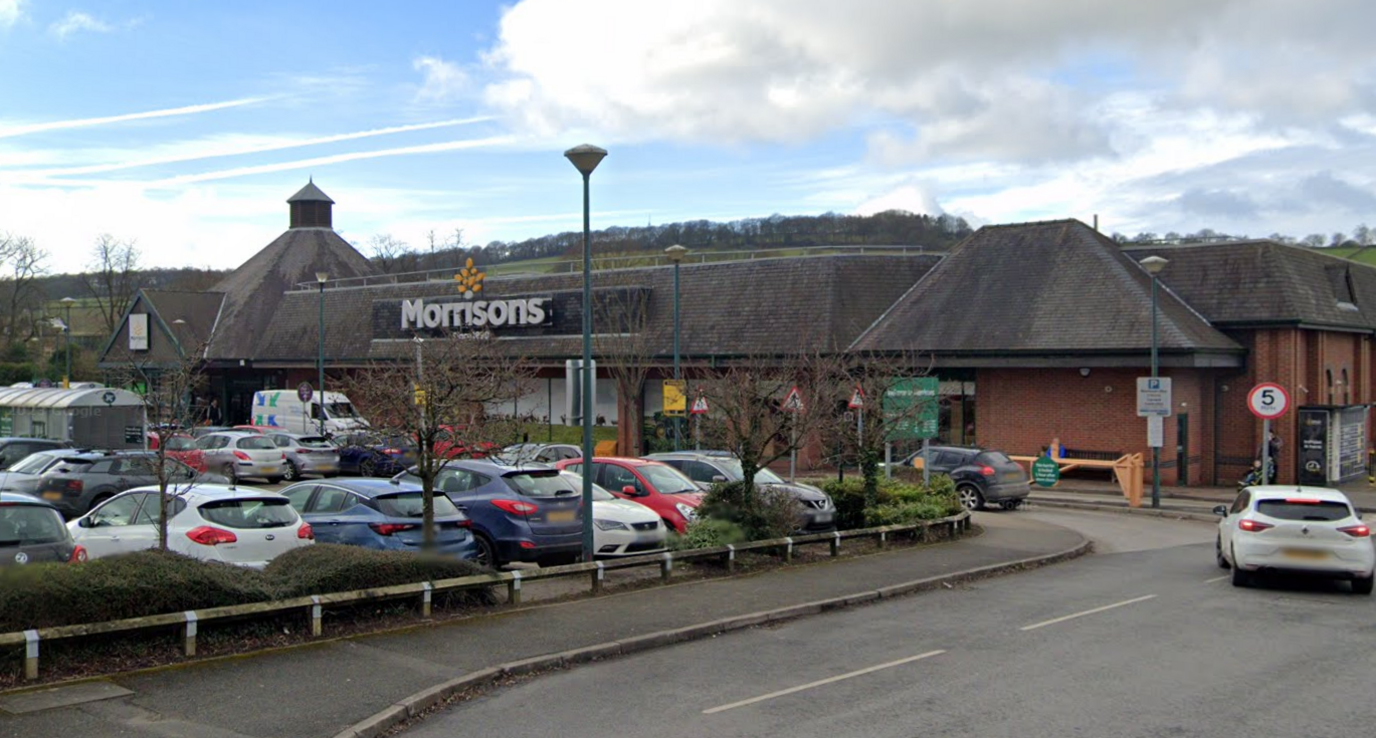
[69, 485, 314, 568]
[1214, 485, 1375, 594]
[558, 470, 666, 557]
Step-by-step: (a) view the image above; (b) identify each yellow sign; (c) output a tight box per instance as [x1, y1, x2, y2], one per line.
[663, 379, 686, 416]
[413, 385, 426, 406]
[453, 257, 485, 299]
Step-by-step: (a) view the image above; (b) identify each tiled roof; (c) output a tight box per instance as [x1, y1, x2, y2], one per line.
[141, 289, 225, 353]
[852, 219, 1243, 359]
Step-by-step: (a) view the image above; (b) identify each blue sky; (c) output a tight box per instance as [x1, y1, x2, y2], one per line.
[3, 0, 1375, 274]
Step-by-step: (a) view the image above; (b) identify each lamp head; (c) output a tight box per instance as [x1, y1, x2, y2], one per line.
[59, 296, 77, 305]
[564, 144, 607, 176]
[1139, 255, 1168, 275]
[315, 271, 329, 284]
[664, 245, 689, 263]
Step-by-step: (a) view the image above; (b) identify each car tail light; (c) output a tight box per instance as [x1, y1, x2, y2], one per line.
[368, 523, 418, 536]
[295, 448, 310, 454]
[519, 541, 536, 549]
[233, 451, 251, 461]
[1239, 519, 1274, 533]
[297, 523, 314, 540]
[41, 479, 83, 493]
[1285, 498, 1322, 504]
[186, 526, 238, 545]
[280, 452, 287, 460]
[456, 519, 472, 528]
[1339, 524, 1371, 538]
[980, 466, 995, 477]
[491, 499, 538, 515]
[383, 448, 401, 456]
[69, 545, 88, 563]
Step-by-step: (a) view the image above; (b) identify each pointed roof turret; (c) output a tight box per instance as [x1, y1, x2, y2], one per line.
[287, 179, 334, 229]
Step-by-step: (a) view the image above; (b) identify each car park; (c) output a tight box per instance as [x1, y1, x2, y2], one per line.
[903, 445, 1030, 511]
[558, 470, 666, 557]
[0, 437, 72, 470]
[553, 457, 704, 534]
[335, 432, 416, 477]
[1214, 485, 1375, 593]
[149, 432, 206, 471]
[69, 485, 313, 568]
[280, 478, 476, 559]
[645, 452, 837, 532]
[195, 431, 288, 483]
[394, 459, 582, 568]
[236, 427, 340, 481]
[3, 450, 226, 519]
[0, 492, 87, 566]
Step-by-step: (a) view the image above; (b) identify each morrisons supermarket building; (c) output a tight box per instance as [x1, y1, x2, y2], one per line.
[100, 182, 1376, 488]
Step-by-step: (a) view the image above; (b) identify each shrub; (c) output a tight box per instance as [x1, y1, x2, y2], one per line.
[671, 518, 747, 550]
[696, 481, 802, 541]
[821, 474, 962, 530]
[264, 545, 496, 607]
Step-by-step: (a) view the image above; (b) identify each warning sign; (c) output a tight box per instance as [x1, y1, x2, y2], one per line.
[848, 386, 864, 410]
[691, 396, 709, 415]
[782, 386, 803, 412]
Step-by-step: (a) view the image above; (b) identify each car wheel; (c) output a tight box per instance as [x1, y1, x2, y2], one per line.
[1230, 547, 1249, 587]
[359, 458, 377, 477]
[1216, 536, 1230, 569]
[221, 463, 238, 484]
[473, 533, 499, 569]
[1352, 575, 1373, 596]
[282, 461, 299, 482]
[956, 484, 984, 511]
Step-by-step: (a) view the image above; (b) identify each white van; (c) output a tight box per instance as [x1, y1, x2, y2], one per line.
[250, 390, 369, 436]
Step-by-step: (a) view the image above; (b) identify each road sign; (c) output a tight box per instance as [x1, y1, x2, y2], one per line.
[884, 377, 939, 441]
[1247, 382, 1290, 419]
[782, 386, 803, 412]
[1147, 415, 1164, 448]
[690, 396, 709, 415]
[1136, 377, 1173, 417]
[297, 381, 314, 403]
[1031, 456, 1061, 487]
[848, 386, 864, 410]
[413, 385, 426, 406]
[663, 379, 686, 416]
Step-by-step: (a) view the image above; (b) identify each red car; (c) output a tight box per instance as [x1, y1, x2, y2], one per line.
[147, 432, 206, 472]
[554, 457, 705, 533]
[434, 426, 497, 460]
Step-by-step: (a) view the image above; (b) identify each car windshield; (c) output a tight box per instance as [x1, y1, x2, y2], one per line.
[503, 470, 580, 498]
[375, 491, 462, 518]
[975, 451, 1014, 466]
[165, 437, 196, 451]
[560, 472, 614, 501]
[236, 436, 277, 450]
[703, 459, 783, 484]
[1256, 499, 1352, 522]
[296, 436, 333, 449]
[8, 454, 62, 475]
[197, 498, 298, 529]
[0, 505, 68, 544]
[639, 465, 699, 494]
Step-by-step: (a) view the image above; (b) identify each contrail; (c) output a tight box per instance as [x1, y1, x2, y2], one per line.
[0, 97, 269, 139]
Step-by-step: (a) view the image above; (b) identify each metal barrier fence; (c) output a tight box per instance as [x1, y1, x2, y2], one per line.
[1, 512, 969, 681]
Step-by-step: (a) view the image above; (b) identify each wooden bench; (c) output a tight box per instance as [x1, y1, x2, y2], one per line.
[1009, 452, 1145, 507]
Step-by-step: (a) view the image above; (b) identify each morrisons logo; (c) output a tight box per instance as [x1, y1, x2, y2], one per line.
[400, 297, 549, 330]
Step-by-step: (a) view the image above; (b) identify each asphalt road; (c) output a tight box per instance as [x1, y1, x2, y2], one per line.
[403, 509, 1376, 738]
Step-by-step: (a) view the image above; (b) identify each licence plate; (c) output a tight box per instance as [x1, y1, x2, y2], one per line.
[815, 512, 833, 523]
[547, 510, 576, 522]
[41, 491, 62, 501]
[1282, 548, 1329, 560]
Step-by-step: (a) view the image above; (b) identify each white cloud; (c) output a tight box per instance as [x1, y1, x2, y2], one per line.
[49, 10, 112, 39]
[414, 56, 469, 102]
[0, 0, 23, 29]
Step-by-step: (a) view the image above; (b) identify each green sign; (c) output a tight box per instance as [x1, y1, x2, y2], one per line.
[884, 377, 939, 441]
[1031, 456, 1061, 487]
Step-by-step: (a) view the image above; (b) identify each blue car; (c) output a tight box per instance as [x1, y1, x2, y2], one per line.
[333, 432, 415, 478]
[279, 478, 477, 560]
[394, 459, 583, 568]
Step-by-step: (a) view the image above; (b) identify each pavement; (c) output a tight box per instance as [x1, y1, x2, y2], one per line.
[0, 513, 1087, 738]
[1033, 474, 1376, 516]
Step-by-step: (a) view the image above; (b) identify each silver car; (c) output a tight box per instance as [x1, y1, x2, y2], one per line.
[195, 432, 286, 484]
[262, 431, 340, 481]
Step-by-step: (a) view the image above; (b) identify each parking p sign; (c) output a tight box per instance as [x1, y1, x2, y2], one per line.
[1136, 377, 1172, 417]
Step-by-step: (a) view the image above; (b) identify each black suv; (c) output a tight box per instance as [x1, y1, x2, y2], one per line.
[901, 445, 1029, 511]
[0, 437, 72, 470]
[9, 450, 224, 519]
[644, 452, 837, 532]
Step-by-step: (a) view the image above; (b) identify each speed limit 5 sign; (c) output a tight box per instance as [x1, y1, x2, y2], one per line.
[1247, 382, 1290, 420]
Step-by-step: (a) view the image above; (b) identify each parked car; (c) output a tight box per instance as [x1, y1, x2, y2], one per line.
[195, 431, 288, 483]
[0, 437, 72, 470]
[249, 389, 370, 436]
[280, 478, 477, 559]
[433, 426, 497, 459]
[553, 457, 705, 534]
[1214, 485, 1375, 593]
[645, 452, 836, 532]
[235, 427, 340, 481]
[68, 485, 314, 568]
[335, 432, 417, 478]
[0, 449, 85, 496]
[901, 445, 1030, 511]
[0, 492, 87, 566]
[393, 459, 583, 568]
[558, 470, 666, 557]
[148, 432, 207, 471]
[498, 443, 583, 464]
[0, 450, 227, 519]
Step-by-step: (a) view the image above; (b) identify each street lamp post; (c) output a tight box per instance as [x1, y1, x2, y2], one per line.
[665, 245, 688, 451]
[1140, 255, 1168, 509]
[316, 272, 328, 437]
[565, 144, 607, 563]
[60, 297, 75, 388]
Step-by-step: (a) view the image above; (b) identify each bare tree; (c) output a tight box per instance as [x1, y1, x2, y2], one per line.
[368, 234, 420, 274]
[339, 333, 536, 554]
[82, 234, 141, 335]
[591, 273, 658, 455]
[0, 234, 48, 343]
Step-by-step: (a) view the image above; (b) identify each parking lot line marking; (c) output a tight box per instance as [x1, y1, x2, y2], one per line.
[1204, 575, 1229, 584]
[702, 649, 946, 715]
[1019, 594, 1157, 632]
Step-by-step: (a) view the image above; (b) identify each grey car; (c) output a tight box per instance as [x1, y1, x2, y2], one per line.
[0, 437, 73, 470]
[497, 443, 583, 464]
[6, 450, 228, 519]
[644, 452, 837, 532]
[261, 431, 340, 481]
[195, 432, 288, 483]
[0, 492, 85, 566]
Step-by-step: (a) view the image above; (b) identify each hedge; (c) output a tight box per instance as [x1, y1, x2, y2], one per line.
[822, 475, 963, 530]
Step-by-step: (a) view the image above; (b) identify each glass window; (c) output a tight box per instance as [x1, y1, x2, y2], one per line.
[311, 486, 355, 513]
[430, 469, 489, 495]
[297, 436, 332, 449]
[283, 484, 317, 510]
[90, 495, 142, 527]
[236, 436, 277, 451]
[602, 464, 641, 492]
[563, 462, 584, 476]
[638, 465, 699, 494]
[9, 453, 63, 475]
[165, 436, 196, 451]
[0, 444, 29, 469]
[270, 435, 292, 448]
[678, 461, 720, 484]
[1230, 491, 1250, 515]
[502, 471, 580, 498]
[197, 498, 298, 529]
[1256, 499, 1352, 522]
[131, 493, 161, 525]
[86, 459, 114, 474]
[0, 504, 68, 544]
[375, 492, 461, 518]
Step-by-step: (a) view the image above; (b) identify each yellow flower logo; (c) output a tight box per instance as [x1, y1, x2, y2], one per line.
[454, 257, 485, 299]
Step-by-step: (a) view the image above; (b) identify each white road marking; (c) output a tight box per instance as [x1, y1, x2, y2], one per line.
[702, 649, 947, 714]
[1019, 594, 1158, 632]
[1204, 575, 1230, 584]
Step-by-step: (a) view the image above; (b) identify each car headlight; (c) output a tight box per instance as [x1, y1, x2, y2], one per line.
[675, 503, 698, 520]
[594, 519, 629, 531]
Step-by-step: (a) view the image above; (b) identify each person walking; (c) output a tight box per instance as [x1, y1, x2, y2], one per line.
[206, 397, 223, 426]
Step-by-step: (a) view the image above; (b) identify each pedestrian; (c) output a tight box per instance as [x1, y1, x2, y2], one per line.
[207, 397, 223, 426]
[1046, 436, 1066, 459]
[1257, 430, 1281, 483]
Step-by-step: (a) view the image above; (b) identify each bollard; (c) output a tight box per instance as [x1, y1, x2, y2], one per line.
[421, 582, 433, 617]
[830, 531, 841, 557]
[784, 537, 794, 563]
[661, 552, 674, 582]
[182, 611, 198, 657]
[879, 530, 888, 549]
[591, 561, 605, 594]
[23, 629, 38, 681]
[310, 596, 323, 637]
[508, 570, 523, 605]
[725, 544, 736, 573]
